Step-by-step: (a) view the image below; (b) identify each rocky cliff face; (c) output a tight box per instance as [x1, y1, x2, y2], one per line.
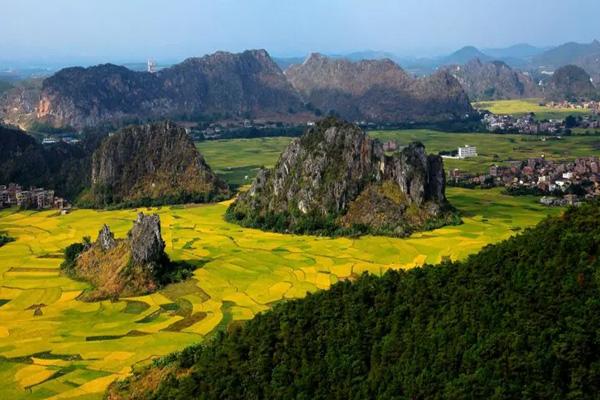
[446, 59, 540, 100]
[128, 213, 166, 270]
[227, 118, 455, 237]
[285, 53, 473, 123]
[544, 65, 598, 101]
[68, 213, 182, 300]
[0, 79, 43, 129]
[8, 50, 305, 130]
[2, 50, 476, 129]
[88, 121, 228, 207]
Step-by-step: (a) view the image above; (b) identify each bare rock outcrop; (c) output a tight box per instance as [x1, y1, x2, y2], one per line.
[227, 118, 457, 237]
[96, 225, 116, 251]
[128, 213, 166, 269]
[65, 213, 191, 301]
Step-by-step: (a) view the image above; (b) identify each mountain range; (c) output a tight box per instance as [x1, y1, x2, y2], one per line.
[285, 53, 472, 123]
[32, 50, 306, 130]
[1, 40, 600, 130]
[0, 50, 473, 130]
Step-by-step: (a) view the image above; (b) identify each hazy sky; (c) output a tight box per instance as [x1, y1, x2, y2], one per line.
[1, 0, 599, 64]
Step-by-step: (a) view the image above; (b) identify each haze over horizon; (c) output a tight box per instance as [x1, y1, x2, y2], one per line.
[0, 0, 599, 65]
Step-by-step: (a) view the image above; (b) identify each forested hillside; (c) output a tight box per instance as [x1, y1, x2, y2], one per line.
[0, 126, 94, 199]
[108, 203, 600, 399]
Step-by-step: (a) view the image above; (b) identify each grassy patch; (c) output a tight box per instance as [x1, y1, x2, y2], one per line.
[370, 129, 600, 175]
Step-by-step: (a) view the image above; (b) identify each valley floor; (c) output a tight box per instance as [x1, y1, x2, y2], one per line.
[198, 129, 600, 185]
[0, 188, 559, 399]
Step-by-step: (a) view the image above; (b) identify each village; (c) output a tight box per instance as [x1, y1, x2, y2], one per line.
[448, 156, 600, 206]
[481, 107, 600, 135]
[545, 100, 600, 113]
[482, 112, 570, 134]
[0, 183, 70, 211]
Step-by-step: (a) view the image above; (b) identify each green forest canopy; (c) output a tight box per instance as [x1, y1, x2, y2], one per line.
[110, 202, 600, 400]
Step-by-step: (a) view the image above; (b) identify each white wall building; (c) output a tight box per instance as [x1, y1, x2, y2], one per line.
[458, 145, 478, 159]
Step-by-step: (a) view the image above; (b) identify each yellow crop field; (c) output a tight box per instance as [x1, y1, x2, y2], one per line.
[0, 188, 559, 399]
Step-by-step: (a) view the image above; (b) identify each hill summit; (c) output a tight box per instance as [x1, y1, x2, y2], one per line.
[227, 118, 456, 237]
[545, 64, 598, 101]
[86, 121, 229, 207]
[286, 54, 473, 123]
[446, 59, 540, 100]
[5, 50, 305, 130]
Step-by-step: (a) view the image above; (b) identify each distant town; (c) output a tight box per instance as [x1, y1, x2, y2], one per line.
[480, 101, 600, 135]
[448, 156, 600, 206]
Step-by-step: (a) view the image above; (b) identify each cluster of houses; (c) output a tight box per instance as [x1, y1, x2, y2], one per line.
[576, 115, 600, 130]
[545, 101, 600, 113]
[482, 113, 568, 135]
[448, 157, 600, 205]
[197, 119, 309, 140]
[0, 184, 69, 211]
[41, 136, 81, 145]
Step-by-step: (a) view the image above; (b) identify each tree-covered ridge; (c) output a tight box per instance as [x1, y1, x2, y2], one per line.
[108, 203, 600, 400]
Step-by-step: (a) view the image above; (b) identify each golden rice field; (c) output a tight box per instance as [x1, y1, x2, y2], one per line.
[0, 188, 559, 399]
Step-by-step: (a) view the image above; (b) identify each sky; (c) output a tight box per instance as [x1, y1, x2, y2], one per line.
[0, 0, 599, 65]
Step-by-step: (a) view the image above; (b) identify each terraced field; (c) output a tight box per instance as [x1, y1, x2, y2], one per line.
[0, 188, 560, 399]
[197, 137, 292, 186]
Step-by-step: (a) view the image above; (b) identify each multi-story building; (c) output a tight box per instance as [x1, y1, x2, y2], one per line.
[458, 145, 478, 159]
[0, 184, 62, 210]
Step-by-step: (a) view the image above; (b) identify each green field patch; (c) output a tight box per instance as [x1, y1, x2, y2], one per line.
[159, 298, 193, 318]
[35, 253, 64, 259]
[0, 299, 10, 307]
[182, 238, 199, 250]
[85, 330, 150, 341]
[162, 312, 208, 332]
[25, 365, 77, 390]
[8, 267, 56, 273]
[60, 367, 112, 387]
[122, 301, 150, 315]
[208, 301, 235, 337]
[135, 310, 162, 324]
[161, 279, 210, 303]
[0, 352, 83, 365]
[369, 129, 600, 176]
[159, 303, 179, 312]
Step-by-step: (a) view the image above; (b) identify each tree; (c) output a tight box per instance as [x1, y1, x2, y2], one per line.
[565, 115, 577, 128]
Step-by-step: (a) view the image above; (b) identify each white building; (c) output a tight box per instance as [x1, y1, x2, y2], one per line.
[562, 172, 574, 180]
[458, 145, 478, 159]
